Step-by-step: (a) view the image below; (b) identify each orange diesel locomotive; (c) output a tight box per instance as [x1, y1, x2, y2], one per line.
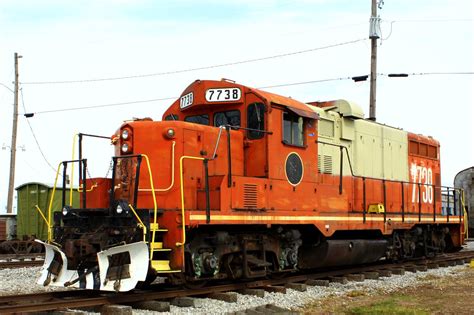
[38, 79, 467, 291]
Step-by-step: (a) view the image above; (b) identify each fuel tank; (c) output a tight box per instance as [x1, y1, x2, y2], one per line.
[298, 239, 388, 269]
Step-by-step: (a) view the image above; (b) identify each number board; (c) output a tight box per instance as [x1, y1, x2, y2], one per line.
[180, 92, 194, 109]
[205, 88, 241, 102]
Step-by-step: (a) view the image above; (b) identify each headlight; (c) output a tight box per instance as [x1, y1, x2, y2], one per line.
[121, 143, 129, 153]
[62, 206, 70, 216]
[166, 128, 175, 138]
[121, 129, 129, 140]
[116, 204, 123, 214]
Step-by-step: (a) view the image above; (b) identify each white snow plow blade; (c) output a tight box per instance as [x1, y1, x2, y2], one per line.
[97, 241, 149, 291]
[37, 240, 149, 292]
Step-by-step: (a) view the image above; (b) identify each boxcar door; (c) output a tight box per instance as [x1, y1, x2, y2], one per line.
[244, 93, 267, 177]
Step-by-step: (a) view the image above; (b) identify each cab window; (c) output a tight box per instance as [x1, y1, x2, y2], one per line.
[283, 111, 304, 146]
[184, 114, 209, 125]
[247, 103, 265, 139]
[214, 110, 240, 128]
[165, 114, 178, 121]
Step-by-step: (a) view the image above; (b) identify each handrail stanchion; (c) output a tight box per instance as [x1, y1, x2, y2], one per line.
[140, 154, 158, 261]
[383, 179, 387, 223]
[47, 163, 63, 243]
[129, 204, 147, 242]
[204, 159, 211, 224]
[447, 188, 451, 222]
[363, 177, 366, 223]
[418, 183, 422, 222]
[433, 184, 436, 222]
[82, 159, 87, 208]
[401, 182, 405, 223]
[226, 126, 232, 188]
[133, 156, 143, 209]
[339, 147, 343, 195]
[34, 205, 51, 241]
[178, 155, 205, 248]
[62, 162, 68, 208]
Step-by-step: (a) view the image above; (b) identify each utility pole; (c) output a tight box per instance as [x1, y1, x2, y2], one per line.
[369, 0, 382, 121]
[6, 52, 21, 214]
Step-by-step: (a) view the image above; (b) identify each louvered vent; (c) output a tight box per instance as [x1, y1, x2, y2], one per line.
[318, 155, 322, 173]
[243, 184, 258, 209]
[323, 155, 333, 174]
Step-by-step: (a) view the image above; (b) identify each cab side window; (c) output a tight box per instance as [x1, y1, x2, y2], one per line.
[184, 114, 209, 125]
[283, 111, 304, 146]
[214, 110, 241, 128]
[165, 114, 178, 121]
[247, 103, 265, 139]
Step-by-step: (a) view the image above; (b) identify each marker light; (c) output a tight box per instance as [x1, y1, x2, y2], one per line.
[116, 204, 123, 214]
[165, 128, 175, 139]
[121, 129, 130, 140]
[121, 143, 129, 153]
[62, 206, 70, 216]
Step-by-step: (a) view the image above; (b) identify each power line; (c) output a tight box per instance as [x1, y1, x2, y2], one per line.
[20, 38, 367, 85]
[380, 18, 473, 41]
[257, 76, 354, 89]
[29, 96, 177, 115]
[379, 71, 474, 76]
[19, 88, 59, 175]
[21, 71, 473, 115]
[385, 18, 473, 23]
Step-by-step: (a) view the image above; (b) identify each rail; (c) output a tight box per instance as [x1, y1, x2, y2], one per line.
[2, 250, 473, 313]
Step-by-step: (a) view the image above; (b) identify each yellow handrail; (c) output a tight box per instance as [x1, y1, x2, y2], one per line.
[140, 154, 158, 261]
[77, 183, 98, 193]
[139, 141, 176, 192]
[34, 205, 51, 241]
[177, 156, 205, 247]
[129, 204, 147, 242]
[46, 163, 63, 243]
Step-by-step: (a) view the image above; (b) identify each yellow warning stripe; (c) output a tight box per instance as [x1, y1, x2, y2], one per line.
[189, 214, 460, 224]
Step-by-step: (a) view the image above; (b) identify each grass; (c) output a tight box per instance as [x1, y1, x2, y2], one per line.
[416, 274, 441, 281]
[346, 290, 366, 297]
[347, 297, 430, 315]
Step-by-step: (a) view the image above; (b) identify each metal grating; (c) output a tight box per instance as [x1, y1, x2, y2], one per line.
[243, 184, 258, 208]
[318, 155, 322, 173]
[323, 155, 333, 174]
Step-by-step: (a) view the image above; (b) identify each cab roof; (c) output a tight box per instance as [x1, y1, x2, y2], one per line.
[162, 79, 319, 120]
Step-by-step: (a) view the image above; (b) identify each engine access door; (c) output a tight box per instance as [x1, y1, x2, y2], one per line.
[244, 93, 267, 177]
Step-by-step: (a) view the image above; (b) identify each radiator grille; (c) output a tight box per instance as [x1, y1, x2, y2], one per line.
[323, 155, 333, 174]
[243, 184, 258, 208]
[318, 155, 322, 173]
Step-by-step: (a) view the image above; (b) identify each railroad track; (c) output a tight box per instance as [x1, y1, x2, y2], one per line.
[0, 253, 44, 269]
[1, 250, 473, 314]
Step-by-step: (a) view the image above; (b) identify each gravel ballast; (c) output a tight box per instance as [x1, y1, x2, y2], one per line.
[0, 262, 472, 314]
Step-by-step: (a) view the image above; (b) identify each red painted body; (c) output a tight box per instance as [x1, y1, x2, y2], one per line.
[85, 79, 464, 272]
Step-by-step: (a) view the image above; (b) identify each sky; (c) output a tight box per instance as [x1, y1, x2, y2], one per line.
[0, 0, 473, 213]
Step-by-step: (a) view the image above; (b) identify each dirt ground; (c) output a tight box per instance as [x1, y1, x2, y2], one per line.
[301, 265, 474, 314]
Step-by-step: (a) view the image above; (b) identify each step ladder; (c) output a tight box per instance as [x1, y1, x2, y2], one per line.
[149, 223, 180, 273]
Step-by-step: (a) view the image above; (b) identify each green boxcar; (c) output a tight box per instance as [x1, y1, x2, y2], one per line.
[15, 182, 80, 241]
